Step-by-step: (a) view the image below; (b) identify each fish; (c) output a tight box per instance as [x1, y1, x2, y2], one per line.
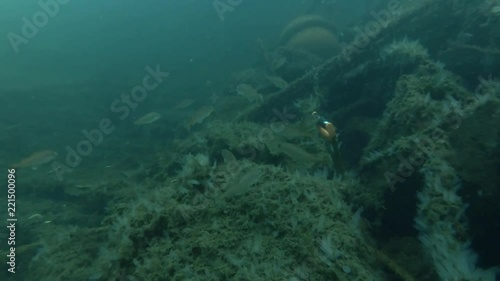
[12, 150, 58, 169]
[172, 99, 194, 110]
[236, 83, 263, 102]
[186, 105, 214, 130]
[223, 167, 263, 198]
[266, 75, 288, 90]
[133, 112, 161, 125]
[271, 121, 315, 140]
[271, 57, 286, 70]
[266, 141, 329, 164]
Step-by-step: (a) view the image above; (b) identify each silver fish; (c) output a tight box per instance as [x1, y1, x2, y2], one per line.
[236, 84, 263, 102]
[186, 105, 214, 130]
[266, 75, 288, 89]
[134, 112, 161, 125]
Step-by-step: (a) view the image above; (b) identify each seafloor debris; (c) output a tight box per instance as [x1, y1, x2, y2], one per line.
[20, 0, 500, 280]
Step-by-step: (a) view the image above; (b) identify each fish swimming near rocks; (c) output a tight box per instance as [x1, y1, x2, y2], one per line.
[186, 105, 214, 131]
[266, 140, 329, 164]
[172, 99, 194, 110]
[271, 57, 286, 70]
[271, 120, 315, 140]
[236, 83, 263, 102]
[12, 150, 58, 169]
[134, 112, 161, 125]
[266, 75, 288, 90]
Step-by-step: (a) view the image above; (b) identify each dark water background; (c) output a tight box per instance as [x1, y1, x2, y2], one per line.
[0, 0, 374, 165]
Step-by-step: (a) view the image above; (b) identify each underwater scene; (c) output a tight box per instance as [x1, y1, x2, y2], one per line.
[1, 0, 499, 280]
